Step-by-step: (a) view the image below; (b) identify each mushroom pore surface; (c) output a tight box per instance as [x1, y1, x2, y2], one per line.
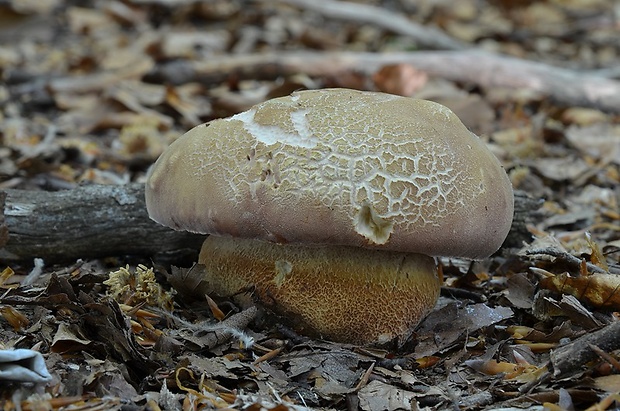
[197, 236, 440, 345]
[146, 88, 514, 259]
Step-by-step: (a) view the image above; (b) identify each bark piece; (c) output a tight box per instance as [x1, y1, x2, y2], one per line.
[550, 321, 620, 378]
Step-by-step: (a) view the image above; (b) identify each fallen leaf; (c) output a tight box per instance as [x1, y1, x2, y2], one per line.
[465, 357, 547, 382]
[372, 64, 428, 96]
[594, 374, 620, 393]
[357, 380, 420, 411]
[415, 302, 513, 357]
[540, 272, 620, 309]
[0, 306, 29, 331]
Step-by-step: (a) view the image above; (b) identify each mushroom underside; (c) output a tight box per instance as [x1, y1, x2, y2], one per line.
[197, 235, 441, 346]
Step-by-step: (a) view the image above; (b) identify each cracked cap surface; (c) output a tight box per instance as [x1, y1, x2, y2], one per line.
[146, 88, 514, 258]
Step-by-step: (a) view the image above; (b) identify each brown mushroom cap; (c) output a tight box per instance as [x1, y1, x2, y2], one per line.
[146, 88, 513, 259]
[197, 236, 440, 345]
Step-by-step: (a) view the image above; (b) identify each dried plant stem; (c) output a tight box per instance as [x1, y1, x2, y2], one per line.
[157, 306, 258, 350]
[526, 248, 618, 274]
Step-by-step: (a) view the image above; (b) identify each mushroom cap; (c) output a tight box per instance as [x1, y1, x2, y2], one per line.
[197, 236, 441, 345]
[146, 88, 514, 259]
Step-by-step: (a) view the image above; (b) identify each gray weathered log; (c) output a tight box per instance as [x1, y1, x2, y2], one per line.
[0, 183, 205, 265]
[0, 184, 534, 264]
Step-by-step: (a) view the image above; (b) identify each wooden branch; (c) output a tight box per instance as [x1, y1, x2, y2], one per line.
[276, 0, 468, 51]
[149, 50, 620, 112]
[0, 183, 535, 265]
[0, 183, 205, 265]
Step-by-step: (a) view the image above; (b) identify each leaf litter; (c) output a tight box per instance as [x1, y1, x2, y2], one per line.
[0, 0, 619, 409]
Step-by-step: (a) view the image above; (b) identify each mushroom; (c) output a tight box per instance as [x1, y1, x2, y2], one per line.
[145, 88, 514, 346]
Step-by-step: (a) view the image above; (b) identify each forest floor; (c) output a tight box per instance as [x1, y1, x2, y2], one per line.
[1, 0, 620, 410]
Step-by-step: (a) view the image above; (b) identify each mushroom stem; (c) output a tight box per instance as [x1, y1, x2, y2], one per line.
[198, 236, 441, 346]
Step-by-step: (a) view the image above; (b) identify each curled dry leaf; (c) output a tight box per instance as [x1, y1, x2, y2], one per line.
[175, 366, 235, 408]
[561, 107, 609, 126]
[372, 63, 428, 96]
[566, 124, 620, 165]
[540, 272, 620, 310]
[414, 302, 513, 357]
[0, 306, 29, 331]
[357, 380, 420, 411]
[0, 266, 15, 287]
[507, 322, 574, 344]
[465, 357, 547, 382]
[51, 322, 92, 354]
[585, 232, 608, 271]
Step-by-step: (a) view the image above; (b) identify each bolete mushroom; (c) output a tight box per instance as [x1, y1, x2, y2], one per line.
[145, 88, 514, 346]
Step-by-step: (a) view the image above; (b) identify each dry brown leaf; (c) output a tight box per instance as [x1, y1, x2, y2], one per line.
[165, 84, 211, 125]
[566, 124, 620, 165]
[507, 321, 573, 343]
[594, 374, 620, 393]
[51, 322, 93, 353]
[372, 64, 428, 97]
[540, 272, 620, 309]
[465, 358, 547, 381]
[532, 157, 591, 182]
[415, 356, 440, 369]
[160, 30, 230, 59]
[0, 266, 15, 287]
[415, 302, 513, 357]
[586, 232, 609, 271]
[357, 380, 420, 411]
[584, 393, 620, 411]
[206, 294, 226, 321]
[466, 358, 519, 375]
[505, 273, 536, 309]
[0, 306, 29, 331]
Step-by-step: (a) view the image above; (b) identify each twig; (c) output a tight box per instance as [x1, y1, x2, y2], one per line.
[588, 343, 620, 373]
[526, 247, 616, 274]
[157, 305, 258, 350]
[275, 0, 467, 51]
